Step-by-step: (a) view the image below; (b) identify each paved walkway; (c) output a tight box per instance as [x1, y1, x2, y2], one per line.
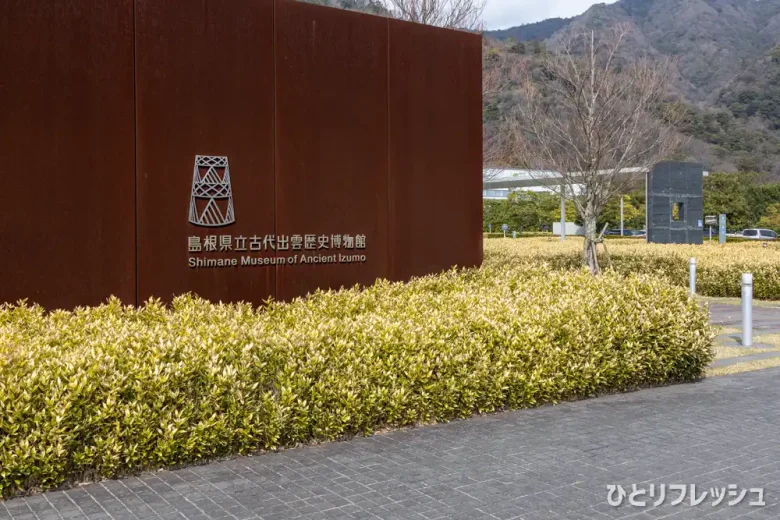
[709, 302, 780, 332]
[709, 302, 780, 367]
[4, 304, 780, 520]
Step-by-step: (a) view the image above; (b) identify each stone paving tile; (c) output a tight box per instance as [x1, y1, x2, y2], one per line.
[715, 335, 777, 349]
[709, 303, 780, 327]
[3, 368, 780, 519]
[710, 350, 780, 367]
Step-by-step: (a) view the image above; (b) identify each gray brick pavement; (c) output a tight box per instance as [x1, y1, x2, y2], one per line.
[709, 303, 780, 329]
[3, 368, 780, 520]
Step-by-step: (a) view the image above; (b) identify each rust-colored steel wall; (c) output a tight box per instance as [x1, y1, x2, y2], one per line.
[135, 0, 276, 305]
[274, 0, 389, 301]
[0, 0, 136, 309]
[387, 20, 483, 281]
[0, 0, 481, 309]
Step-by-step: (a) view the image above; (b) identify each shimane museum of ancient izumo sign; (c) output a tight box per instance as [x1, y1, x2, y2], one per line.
[188, 156, 368, 269]
[0, 0, 482, 309]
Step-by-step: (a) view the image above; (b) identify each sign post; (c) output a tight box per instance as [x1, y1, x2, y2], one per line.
[705, 215, 716, 242]
[502, 223, 508, 238]
[718, 214, 727, 245]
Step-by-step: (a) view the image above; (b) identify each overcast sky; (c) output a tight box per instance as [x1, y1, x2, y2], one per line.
[483, 0, 618, 30]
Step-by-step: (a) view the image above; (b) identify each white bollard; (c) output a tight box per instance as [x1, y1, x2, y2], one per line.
[689, 258, 696, 295]
[742, 273, 753, 347]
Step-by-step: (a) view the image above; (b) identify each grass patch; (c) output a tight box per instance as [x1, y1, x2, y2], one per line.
[485, 238, 780, 300]
[755, 333, 780, 348]
[715, 326, 743, 337]
[708, 357, 780, 376]
[698, 296, 780, 309]
[712, 345, 776, 360]
[708, 333, 780, 376]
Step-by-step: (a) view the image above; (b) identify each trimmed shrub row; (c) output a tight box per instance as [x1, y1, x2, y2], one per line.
[0, 266, 712, 496]
[485, 238, 780, 299]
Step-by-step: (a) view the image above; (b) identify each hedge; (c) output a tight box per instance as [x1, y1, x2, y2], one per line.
[485, 237, 780, 299]
[0, 266, 712, 497]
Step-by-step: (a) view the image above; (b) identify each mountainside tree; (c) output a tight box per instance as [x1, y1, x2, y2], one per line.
[381, 0, 485, 30]
[301, 0, 389, 15]
[505, 24, 685, 274]
[771, 44, 780, 64]
[482, 43, 526, 180]
[483, 191, 575, 232]
[304, 0, 485, 30]
[703, 172, 780, 229]
[598, 194, 644, 231]
[759, 203, 780, 232]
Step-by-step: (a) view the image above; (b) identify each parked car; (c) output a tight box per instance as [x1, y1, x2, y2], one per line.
[741, 229, 777, 240]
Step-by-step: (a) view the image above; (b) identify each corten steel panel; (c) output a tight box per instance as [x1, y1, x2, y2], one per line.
[135, 0, 276, 305]
[274, 0, 389, 301]
[387, 20, 483, 281]
[0, 0, 135, 309]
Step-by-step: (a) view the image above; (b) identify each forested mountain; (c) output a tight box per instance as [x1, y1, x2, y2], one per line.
[486, 0, 780, 177]
[486, 17, 572, 41]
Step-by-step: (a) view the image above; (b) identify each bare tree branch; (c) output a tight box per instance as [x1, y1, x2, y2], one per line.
[381, 0, 485, 30]
[506, 24, 687, 274]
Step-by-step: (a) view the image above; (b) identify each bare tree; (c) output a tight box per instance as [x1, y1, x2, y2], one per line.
[507, 24, 686, 274]
[381, 0, 485, 30]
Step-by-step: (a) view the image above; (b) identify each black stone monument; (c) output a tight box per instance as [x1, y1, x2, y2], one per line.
[647, 161, 704, 244]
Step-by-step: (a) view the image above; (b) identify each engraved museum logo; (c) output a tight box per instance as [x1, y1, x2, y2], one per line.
[189, 155, 235, 227]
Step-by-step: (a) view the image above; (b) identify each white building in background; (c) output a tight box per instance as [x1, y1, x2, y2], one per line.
[483, 187, 553, 200]
[552, 222, 585, 236]
[482, 169, 568, 200]
[482, 167, 650, 196]
[482, 167, 709, 239]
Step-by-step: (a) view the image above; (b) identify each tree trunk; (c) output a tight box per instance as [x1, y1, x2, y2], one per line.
[582, 213, 600, 275]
